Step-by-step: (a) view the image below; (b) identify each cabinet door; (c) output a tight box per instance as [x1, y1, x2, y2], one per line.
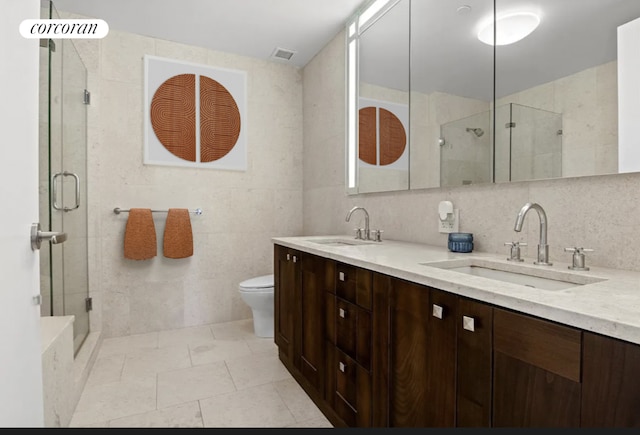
[493, 308, 582, 427]
[274, 245, 298, 366]
[298, 254, 332, 393]
[388, 278, 430, 427]
[582, 332, 640, 427]
[456, 297, 492, 427]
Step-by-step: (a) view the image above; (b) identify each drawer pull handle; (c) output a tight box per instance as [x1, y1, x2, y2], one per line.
[463, 316, 475, 332]
[292, 255, 297, 263]
[339, 362, 346, 373]
[339, 271, 345, 281]
[286, 253, 290, 261]
[432, 304, 444, 319]
[339, 308, 346, 318]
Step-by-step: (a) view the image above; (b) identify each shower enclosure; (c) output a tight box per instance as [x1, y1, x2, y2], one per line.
[439, 103, 562, 186]
[38, 0, 90, 355]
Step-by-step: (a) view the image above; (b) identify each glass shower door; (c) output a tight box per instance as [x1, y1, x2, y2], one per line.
[39, 0, 90, 355]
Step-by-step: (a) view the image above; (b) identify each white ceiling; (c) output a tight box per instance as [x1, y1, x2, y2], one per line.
[51, 0, 366, 68]
[52, 0, 640, 101]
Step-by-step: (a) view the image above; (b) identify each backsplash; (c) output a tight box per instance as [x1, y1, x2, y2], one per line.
[302, 30, 640, 273]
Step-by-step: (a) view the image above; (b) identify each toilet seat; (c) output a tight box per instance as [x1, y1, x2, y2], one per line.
[239, 274, 274, 291]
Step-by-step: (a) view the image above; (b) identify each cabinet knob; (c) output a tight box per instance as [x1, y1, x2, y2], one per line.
[462, 315, 475, 332]
[292, 255, 297, 263]
[286, 253, 290, 261]
[432, 304, 444, 319]
[339, 361, 346, 373]
[339, 308, 346, 318]
[339, 271, 345, 281]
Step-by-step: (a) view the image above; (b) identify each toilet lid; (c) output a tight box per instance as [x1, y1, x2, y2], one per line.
[239, 274, 274, 290]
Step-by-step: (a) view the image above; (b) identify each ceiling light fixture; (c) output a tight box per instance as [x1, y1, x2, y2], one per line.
[477, 11, 541, 46]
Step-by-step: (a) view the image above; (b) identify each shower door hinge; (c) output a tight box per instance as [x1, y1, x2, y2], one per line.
[40, 38, 56, 52]
[83, 90, 91, 105]
[505, 122, 516, 129]
[85, 297, 93, 312]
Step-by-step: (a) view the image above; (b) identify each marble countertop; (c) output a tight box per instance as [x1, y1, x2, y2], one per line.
[273, 235, 640, 346]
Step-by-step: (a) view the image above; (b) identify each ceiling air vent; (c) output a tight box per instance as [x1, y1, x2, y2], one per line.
[271, 47, 296, 61]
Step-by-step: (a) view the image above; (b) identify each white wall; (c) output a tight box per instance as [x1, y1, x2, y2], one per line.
[303, 30, 640, 273]
[64, 12, 304, 338]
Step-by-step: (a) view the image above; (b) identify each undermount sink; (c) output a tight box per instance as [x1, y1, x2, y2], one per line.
[308, 238, 375, 247]
[421, 258, 606, 291]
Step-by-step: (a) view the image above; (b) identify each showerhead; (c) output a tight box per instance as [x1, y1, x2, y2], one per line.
[466, 127, 484, 137]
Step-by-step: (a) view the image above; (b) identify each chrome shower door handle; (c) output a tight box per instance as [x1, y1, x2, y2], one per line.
[52, 171, 80, 212]
[31, 223, 67, 250]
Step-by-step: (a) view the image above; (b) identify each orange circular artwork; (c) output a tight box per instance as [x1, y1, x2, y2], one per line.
[358, 106, 406, 166]
[150, 74, 241, 162]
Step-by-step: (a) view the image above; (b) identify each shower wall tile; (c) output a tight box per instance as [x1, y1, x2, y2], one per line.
[100, 30, 155, 83]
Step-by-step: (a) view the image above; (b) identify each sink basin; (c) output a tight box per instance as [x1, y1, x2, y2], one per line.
[308, 238, 375, 247]
[421, 258, 605, 291]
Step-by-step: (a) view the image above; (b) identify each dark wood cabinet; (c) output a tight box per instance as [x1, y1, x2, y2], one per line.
[492, 308, 582, 427]
[274, 244, 640, 429]
[582, 331, 640, 427]
[274, 245, 298, 367]
[385, 278, 492, 428]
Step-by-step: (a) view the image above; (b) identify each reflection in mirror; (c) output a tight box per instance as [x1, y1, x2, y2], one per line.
[357, 0, 410, 193]
[408, 0, 495, 189]
[495, 0, 640, 180]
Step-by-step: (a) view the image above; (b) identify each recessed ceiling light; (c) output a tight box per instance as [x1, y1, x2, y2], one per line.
[477, 11, 541, 46]
[457, 5, 472, 15]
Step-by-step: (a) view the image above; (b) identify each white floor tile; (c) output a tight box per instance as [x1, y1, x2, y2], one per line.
[84, 354, 125, 387]
[189, 339, 252, 366]
[274, 378, 326, 423]
[210, 318, 255, 340]
[158, 325, 215, 348]
[157, 361, 236, 409]
[109, 401, 204, 428]
[225, 350, 293, 390]
[199, 383, 296, 427]
[98, 331, 159, 358]
[121, 344, 191, 379]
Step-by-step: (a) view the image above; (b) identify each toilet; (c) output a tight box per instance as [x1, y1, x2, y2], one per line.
[238, 274, 274, 338]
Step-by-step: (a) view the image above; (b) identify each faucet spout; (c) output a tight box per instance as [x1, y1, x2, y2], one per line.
[513, 202, 552, 266]
[346, 206, 370, 240]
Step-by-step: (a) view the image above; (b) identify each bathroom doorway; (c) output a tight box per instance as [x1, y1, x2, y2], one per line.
[38, 0, 90, 355]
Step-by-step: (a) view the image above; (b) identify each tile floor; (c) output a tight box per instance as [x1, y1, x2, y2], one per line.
[69, 319, 333, 428]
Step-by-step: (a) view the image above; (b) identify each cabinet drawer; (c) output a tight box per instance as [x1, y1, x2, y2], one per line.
[336, 298, 371, 371]
[494, 308, 581, 382]
[335, 349, 372, 427]
[336, 263, 372, 309]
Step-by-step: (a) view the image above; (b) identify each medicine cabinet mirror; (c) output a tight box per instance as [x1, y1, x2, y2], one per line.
[346, 0, 640, 194]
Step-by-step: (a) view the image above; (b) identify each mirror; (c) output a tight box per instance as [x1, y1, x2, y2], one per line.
[347, 0, 640, 194]
[356, 0, 410, 193]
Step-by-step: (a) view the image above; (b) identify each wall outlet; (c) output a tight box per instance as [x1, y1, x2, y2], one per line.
[438, 209, 459, 233]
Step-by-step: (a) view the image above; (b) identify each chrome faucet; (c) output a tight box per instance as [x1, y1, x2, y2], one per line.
[514, 202, 552, 266]
[346, 206, 370, 240]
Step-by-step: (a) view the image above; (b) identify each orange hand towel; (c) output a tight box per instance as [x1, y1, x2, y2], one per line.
[123, 208, 157, 260]
[163, 208, 193, 259]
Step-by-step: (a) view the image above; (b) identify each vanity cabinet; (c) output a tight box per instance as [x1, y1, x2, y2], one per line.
[381, 277, 492, 427]
[581, 331, 640, 427]
[327, 262, 374, 427]
[492, 308, 582, 427]
[274, 244, 640, 428]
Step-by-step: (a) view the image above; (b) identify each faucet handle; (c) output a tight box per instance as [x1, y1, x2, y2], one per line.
[371, 229, 383, 242]
[505, 241, 526, 262]
[353, 228, 363, 240]
[564, 247, 593, 271]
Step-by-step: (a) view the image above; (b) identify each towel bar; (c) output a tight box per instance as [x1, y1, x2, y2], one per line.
[113, 207, 203, 215]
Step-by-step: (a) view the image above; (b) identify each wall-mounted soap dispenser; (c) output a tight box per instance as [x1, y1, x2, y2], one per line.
[438, 200, 459, 233]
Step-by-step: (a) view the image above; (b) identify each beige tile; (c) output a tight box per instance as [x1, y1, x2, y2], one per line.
[210, 318, 255, 340]
[245, 337, 278, 354]
[189, 339, 252, 366]
[70, 376, 157, 427]
[158, 325, 215, 348]
[273, 378, 325, 423]
[109, 401, 204, 428]
[199, 383, 296, 427]
[98, 331, 159, 358]
[85, 354, 125, 387]
[121, 345, 192, 379]
[286, 416, 334, 428]
[225, 350, 292, 391]
[157, 361, 236, 409]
